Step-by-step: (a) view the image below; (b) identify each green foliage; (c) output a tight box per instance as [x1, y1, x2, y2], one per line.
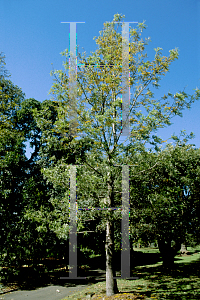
[0, 84, 67, 279]
[0, 76, 27, 277]
[29, 15, 200, 280]
[125, 141, 200, 253]
[0, 52, 10, 79]
[1, 13, 199, 290]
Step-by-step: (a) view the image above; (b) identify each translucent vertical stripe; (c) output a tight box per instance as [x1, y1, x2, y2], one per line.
[68, 23, 78, 137]
[121, 23, 130, 136]
[68, 165, 77, 278]
[121, 165, 130, 278]
[60, 22, 85, 138]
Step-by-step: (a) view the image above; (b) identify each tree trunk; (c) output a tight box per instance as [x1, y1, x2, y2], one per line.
[181, 243, 188, 254]
[105, 220, 119, 296]
[105, 165, 119, 296]
[158, 239, 181, 270]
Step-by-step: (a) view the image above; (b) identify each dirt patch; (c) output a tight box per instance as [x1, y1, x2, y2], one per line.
[0, 283, 19, 295]
[178, 253, 191, 257]
[81, 292, 146, 299]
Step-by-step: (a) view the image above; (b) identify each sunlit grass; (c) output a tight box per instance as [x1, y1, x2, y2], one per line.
[62, 246, 200, 300]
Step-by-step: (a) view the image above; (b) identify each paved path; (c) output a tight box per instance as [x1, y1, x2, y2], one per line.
[0, 284, 90, 300]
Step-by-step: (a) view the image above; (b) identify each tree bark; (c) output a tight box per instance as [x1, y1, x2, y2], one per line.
[105, 220, 119, 296]
[181, 243, 188, 254]
[105, 165, 119, 296]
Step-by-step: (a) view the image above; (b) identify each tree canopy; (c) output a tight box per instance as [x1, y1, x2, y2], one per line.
[25, 13, 200, 296]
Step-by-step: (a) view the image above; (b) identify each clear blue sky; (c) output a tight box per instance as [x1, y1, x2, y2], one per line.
[1, 0, 200, 157]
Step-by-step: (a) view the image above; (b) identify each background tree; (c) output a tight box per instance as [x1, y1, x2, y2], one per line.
[17, 98, 68, 266]
[0, 55, 68, 279]
[0, 67, 27, 278]
[125, 134, 200, 269]
[23, 98, 96, 264]
[26, 13, 200, 296]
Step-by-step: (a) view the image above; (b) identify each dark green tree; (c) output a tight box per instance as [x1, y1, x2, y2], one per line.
[0, 73, 27, 278]
[22, 99, 95, 265]
[125, 135, 200, 270]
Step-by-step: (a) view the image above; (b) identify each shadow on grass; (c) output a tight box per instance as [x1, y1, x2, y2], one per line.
[83, 251, 200, 299]
[129, 257, 200, 299]
[1, 250, 200, 299]
[88, 258, 200, 299]
[1, 255, 107, 292]
[0, 250, 167, 290]
[112, 249, 163, 271]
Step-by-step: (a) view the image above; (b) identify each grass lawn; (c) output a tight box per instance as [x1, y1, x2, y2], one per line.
[62, 246, 200, 300]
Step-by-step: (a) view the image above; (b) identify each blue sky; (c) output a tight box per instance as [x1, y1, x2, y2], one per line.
[1, 0, 200, 157]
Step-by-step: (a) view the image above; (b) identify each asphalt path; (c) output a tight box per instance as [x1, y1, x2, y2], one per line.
[0, 284, 90, 300]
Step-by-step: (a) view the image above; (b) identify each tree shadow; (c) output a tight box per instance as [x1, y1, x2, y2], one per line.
[1, 256, 107, 291]
[119, 258, 200, 299]
[110, 249, 163, 271]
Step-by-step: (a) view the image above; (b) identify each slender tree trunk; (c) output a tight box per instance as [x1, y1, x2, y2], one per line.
[105, 165, 119, 296]
[181, 243, 188, 254]
[104, 88, 119, 296]
[105, 220, 119, 296]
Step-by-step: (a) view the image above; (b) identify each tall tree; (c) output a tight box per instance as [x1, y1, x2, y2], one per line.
[0, 56, 82, 280]
[29, 14, 200, 296]
[17, 98, 67, 265]
[0, 69, 27, 278]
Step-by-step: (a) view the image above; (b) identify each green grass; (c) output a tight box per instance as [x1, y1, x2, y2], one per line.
[62, 246, 200, 299]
